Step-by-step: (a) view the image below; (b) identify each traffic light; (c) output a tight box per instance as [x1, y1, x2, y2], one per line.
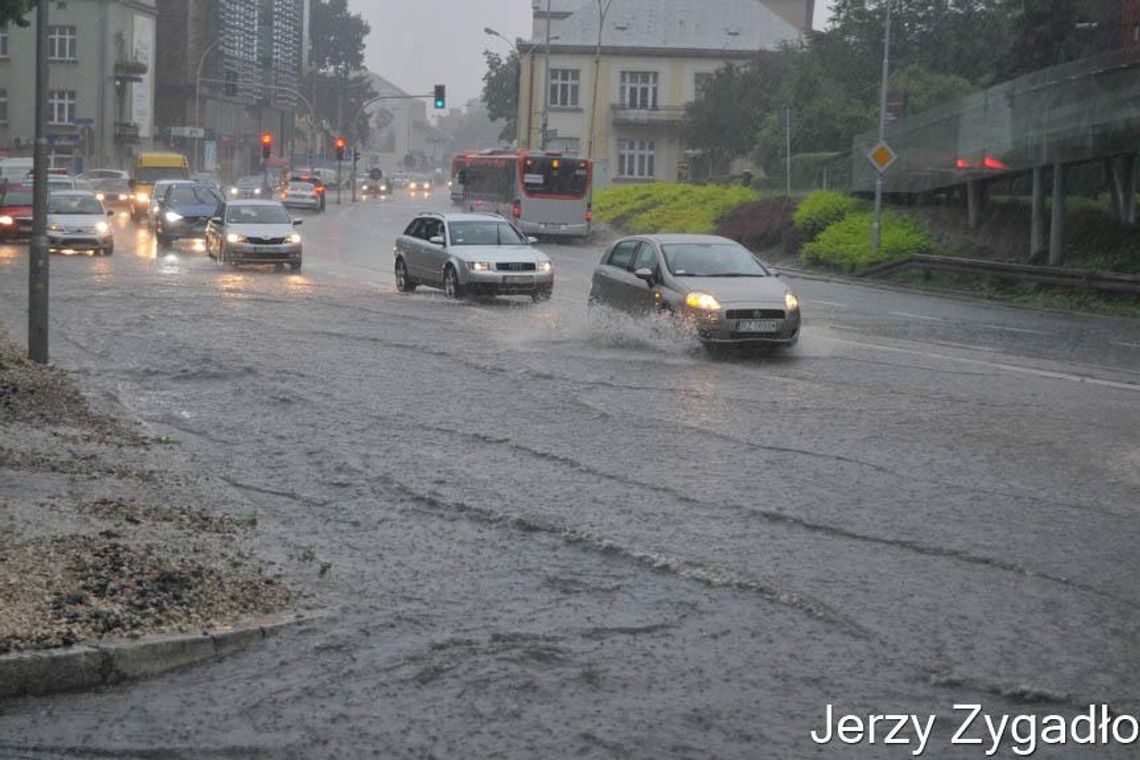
[260, 132, 273, 160]
[433, 85, 446, 110]
[334, 137, 347, 161]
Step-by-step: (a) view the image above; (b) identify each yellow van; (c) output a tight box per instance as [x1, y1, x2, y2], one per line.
[130, 153, 189, 220]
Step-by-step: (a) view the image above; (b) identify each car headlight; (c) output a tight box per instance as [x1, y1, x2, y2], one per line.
[0, 215, 13, 226]
[785, 292, 799, 312]
[253, 188, 261, 195]
[229, 187, 239, 196]
[226, 233, 245, 244]
[94, 221, 110, 234]
[447, 180, 453, 188]
[118, 193, 129, 201]
[381, 185, 388, 192]
[287, 233, 302, 244]
[95, 192, 106, 201]
[48, 221, 62, 232]
[536, 261, 553, 273]
[469, 261, 492, 272]
[165, 211, 183, 223]
[685, 292, 722, 311]
[135, 192, 149, 203]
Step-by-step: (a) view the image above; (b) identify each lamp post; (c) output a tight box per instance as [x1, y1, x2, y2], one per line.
[587, 0, 614, 162]
[28, 0, 50, 363]
[541, 0, 552, 149]
[193, 38, 223, 172]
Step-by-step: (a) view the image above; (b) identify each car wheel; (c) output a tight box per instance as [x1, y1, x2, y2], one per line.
[275, 262, 285, 272]
[102, 245, 114, 256]
[443, 265, 463, 299]
[531, 289, 551, 303]
[290, 261, 302, 272]
[395, 257, 416, 292]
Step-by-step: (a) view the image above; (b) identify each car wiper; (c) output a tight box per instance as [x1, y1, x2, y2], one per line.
[703, 273, 766, 277]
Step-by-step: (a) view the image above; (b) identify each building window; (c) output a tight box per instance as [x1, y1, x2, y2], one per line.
[0, 25, 9, 58]
[620, 71, 658, 110]
[0, 89, 7, 125]
[48, 26, 77, 61]
[618, 140, 655, 178]
[548, 136, 580, 154]
[549, 69, 580, 108]
[48, 90, 76, 125]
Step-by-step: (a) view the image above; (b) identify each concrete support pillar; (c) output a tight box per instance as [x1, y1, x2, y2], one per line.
[1049, 163, 1065, 266]
[1124, 154, 1137, 225]
[1030, 166, 1046, 260]
[966, 179, 984, 229]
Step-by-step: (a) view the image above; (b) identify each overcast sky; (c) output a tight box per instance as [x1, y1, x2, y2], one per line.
[349, 1, 830, 114]
[351, 0, 533, 112]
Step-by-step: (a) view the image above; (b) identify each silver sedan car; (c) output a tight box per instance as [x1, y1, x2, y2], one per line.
[205, 199, 303, 271]
[588, 234, 801, 348]
[394, 213, 553, 301]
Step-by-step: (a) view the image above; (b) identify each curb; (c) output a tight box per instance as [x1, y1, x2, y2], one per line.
[0, 610, 320, 700]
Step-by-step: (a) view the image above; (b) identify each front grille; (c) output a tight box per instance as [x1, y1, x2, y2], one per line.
[726, 309, 785, 320]
[496, 262, 537, 272]
[246, 236, 286, 245]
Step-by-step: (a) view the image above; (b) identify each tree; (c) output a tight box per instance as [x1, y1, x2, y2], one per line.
[309, 0, 370, 73]
[303, 0, 374, 145]
[0, 0, 34, 26]
[481, 51, 519, 143]
[682, 63, 771, 179]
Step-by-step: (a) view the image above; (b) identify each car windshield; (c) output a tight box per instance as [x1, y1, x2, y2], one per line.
[1, 189, 33, 205]
[168, 185, 223, 207]
[449, 221, 528, 246]
[237, 177, 263, 187]
[226, 205, 291, 224]
[49, 195, 104, 214]
[661, 243, 770, 277]
[136, 166, 189, 183]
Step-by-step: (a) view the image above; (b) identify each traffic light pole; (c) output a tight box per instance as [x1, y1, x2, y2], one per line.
[28, 0, 50, 363]
[336, 159, 342, 205]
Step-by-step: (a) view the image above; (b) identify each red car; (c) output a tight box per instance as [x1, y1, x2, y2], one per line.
[0, 184, 35, 240]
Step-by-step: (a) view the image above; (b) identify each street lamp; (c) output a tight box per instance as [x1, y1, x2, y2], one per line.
[193, 37, 224, 172]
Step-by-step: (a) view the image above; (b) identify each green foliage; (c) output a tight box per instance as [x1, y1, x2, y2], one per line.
[481, 51, 520, 143]
[801, 211, 933, 271]
[1061, 198, 1140, 274]
[303, 70, 377, 146]
[594, 183, 759, 234]
[793, 191, 866, 238]
[0, 0, 34, 26]
[890, 64, 976, 116]
[310, 0, 371, 73]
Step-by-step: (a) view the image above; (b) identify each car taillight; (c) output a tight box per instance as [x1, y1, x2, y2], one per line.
[281, 192, 287, 199]
[585, 205, 593, 223]
[512, 201, 522, 219]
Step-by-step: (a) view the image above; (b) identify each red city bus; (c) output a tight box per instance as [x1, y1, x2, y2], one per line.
[451, 150, 592, 239]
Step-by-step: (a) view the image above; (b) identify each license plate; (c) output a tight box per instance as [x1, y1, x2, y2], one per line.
[502, 275, 534, 285]
[254, 245, 278, 253]
[735, 319, 779, 333]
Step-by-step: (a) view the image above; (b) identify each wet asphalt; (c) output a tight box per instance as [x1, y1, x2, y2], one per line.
[0, 191, 1137, 759]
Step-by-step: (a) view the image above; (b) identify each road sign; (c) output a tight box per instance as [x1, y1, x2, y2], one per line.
[170, 126, 205, 138]
[47, 134, 82, 147]
[867, 141, 897, 173]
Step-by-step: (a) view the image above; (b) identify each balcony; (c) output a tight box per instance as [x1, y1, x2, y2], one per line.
[114, 122, 141, 144]
[610, 104, 686, 126]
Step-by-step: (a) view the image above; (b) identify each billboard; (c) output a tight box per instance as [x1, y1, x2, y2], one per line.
[132, 14, 156, 139]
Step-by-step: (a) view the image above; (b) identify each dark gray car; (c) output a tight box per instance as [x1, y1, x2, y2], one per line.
[588, 234, 801, 347]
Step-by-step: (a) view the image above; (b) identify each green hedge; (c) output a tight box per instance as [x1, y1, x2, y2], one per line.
[792, 190, 867, 239]
[801, 211, 933, 271]
[594, 183, 759, 234]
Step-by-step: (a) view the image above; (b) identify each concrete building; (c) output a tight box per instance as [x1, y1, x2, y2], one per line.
[0, 0, 158, 171]
[357, 72, 447, 175]
[516, 0, 811, 186]
[153, 0, 307, 181]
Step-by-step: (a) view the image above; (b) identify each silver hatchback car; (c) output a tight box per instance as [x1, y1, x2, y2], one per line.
[205, 199, 303, 271]
[394, 212, 553, 301]
[589, 234, 801, 347]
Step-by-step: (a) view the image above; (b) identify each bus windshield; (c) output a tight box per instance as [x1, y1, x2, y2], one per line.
[136, 166, 190, 183]
[521, 157, 589, 198]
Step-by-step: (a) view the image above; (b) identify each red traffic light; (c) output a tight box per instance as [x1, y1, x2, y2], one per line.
[260, 132, 273, 146]
[260, 132, 273, 159]
[334, 137, 347, 161]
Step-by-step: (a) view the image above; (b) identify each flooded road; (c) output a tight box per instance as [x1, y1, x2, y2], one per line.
[1, 192, 1137, 758]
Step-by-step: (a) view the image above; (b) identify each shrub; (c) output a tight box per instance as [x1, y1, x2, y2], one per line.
[594, 183, 759, 234]
[716, 197, 798, 252]
[793, 190, 866, 239]
[801, 211, 933, 271]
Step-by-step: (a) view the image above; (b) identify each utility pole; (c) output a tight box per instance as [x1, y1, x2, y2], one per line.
[540, 0, 552, 150]
[784, 104, 792, 199]
[28, 0, 50, 363]
[587, 0, 613, 162]
[870, 3, 891, 255]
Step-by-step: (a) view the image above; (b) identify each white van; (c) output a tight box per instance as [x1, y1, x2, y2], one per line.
[0, 158, 34, 183]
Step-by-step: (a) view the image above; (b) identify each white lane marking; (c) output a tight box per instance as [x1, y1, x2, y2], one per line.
[1111, 340, 1140, 350]
[830, 337, 1140, 392]
[888, 311, 944, 321]
[810, 300, 850, 308]
[978, 324, 1048, 335]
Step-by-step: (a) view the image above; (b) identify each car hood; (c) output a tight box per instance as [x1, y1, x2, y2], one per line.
[226, 223, 296, 238]
[448, 244, 549, 262]
[673, 275, 787, 303]
[48, 213, 108, 228]
[168, 204, 220, 218]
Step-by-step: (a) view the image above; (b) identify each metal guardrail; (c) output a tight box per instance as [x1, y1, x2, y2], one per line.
[861, 254, 1140, 295]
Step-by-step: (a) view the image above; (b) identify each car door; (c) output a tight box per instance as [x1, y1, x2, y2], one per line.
[399, 218, 428, 280]
[419, 217, 448, 285]
[205, 202, 225, 253]
[623, 241, 664, 314]
[591, 239, 639, 310]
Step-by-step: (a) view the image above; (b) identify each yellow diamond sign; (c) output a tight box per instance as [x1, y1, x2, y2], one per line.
[868, 141, 897, 173]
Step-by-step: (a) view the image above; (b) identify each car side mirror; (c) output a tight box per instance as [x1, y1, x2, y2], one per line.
[429, 235, 445, 245]
[527, 236, 539, 245]
[129, 178, 136, 189]
[292, 219, 303, 226]
[106, 209, 114, 217]
[209, 216, 222, 224]
[634, 268, 656, 287]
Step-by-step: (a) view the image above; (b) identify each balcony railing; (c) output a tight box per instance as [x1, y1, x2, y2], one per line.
[610, 104, 686, 126]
